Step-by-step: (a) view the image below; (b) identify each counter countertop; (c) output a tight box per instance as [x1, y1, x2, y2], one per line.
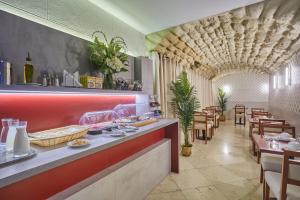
[0, 118, 178, 188]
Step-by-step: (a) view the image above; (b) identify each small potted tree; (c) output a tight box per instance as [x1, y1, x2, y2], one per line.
[217, 88, 228, 121]
[170, 71, 200, 157]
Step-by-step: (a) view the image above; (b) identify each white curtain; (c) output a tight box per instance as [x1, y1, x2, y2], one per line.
[152, 52, 213, 118]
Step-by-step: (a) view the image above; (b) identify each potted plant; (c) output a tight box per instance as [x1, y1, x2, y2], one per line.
[88, 31, 128, 89]
[217, 88, 228, 121]
[170, 71, 200, 157]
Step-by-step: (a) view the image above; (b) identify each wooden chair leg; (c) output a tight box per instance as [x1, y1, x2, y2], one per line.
[263, 179, 266, 200]
[252, 140, 256, 155]
[234, 115, 236, 125]
[192, 129, 195, 142]
[257, 151, 261, 164]
[260, 165, 263, 183]
[204, 130, 207, 144]
[265, 181, 270, 200]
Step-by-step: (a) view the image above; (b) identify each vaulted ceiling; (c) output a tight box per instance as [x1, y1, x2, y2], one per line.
[146, 0, 300, 79]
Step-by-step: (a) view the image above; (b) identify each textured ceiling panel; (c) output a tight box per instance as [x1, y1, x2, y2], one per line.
[146, 0, 300, 79]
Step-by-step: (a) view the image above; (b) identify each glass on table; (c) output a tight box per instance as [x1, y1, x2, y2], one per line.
[269, 138, 279, 149]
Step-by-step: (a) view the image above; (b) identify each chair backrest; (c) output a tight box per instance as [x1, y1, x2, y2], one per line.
[251, 107, 264, 112]
[234, 106, 245, 114]
[280, 149, 300, 200]
[193, 112, 207, 124]
[203, 108, 215, 115]
[259, 123, 295, 138]
[251, 111, 270, 118]
[258, 119, 286, 135]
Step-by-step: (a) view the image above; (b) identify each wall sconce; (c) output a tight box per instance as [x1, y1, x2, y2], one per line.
[261, 83, 269, 94]
[285, 65, 292, 86]
[223, 85, 231, 94]
[273, 75, 277, 89]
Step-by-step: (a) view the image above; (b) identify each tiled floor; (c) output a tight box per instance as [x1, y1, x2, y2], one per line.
[146, 120, 263, 200]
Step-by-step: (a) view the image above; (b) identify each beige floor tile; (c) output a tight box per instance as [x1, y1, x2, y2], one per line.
[214, 178, 261, 200]
[151, 176, 180, 194]
[170, 169, 212, 189]
[200, 165, 245, 184]
[146, 120, 264, 200]
[182, 186, 228, 200]
[145, 191, 187, 200]
[179, 157, 195, 170]
[223, 161, 260, 179]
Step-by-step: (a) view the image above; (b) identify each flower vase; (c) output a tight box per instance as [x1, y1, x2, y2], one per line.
[102, 74, 115, 89]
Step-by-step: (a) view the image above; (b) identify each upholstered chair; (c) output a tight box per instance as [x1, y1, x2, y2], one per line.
[264, 149, 300, 200]
[192, 112, 213, 144]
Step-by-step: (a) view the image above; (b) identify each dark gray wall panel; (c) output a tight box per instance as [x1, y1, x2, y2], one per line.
[0, 10, 133, 84]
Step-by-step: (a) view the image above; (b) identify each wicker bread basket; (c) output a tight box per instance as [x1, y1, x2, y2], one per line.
[29, 125, 88, 147]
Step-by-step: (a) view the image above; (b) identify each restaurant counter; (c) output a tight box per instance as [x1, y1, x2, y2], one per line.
[0, 119, 179, 199]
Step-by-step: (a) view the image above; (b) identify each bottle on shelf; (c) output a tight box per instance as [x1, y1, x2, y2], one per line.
[42, 74, 47, 86]
[54, 75, 59, 87]
[24, 52, 34, 84]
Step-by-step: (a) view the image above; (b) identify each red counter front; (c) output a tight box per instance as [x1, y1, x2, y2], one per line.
[0, 91, 179, 199]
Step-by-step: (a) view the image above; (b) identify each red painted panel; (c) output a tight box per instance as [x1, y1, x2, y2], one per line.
[0, 93, 135, 132]
[0, 129, 165, 200]
[165, 122, 179, 173]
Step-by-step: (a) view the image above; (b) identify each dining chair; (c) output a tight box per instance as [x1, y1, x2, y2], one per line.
[192, 112, 213, 144]
[251, 119, 286, 158]
[259, 123, 295, 138]
[204, 107, 219, 129]
[251, 108, 264, 112]
[234, 105, 246, 126]
[209, 106, 221, 128]
[258, 123, 295, 178]
[251, 111, 271, 119]
[264, 149, 300, 200]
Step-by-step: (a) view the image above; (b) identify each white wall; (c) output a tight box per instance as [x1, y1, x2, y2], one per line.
[0, 0, 146, 57]
[269, 53, 300, 136]
[212, 72, 269, 119]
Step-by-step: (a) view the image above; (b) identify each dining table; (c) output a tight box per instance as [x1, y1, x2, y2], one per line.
[252, 134, 289, 163]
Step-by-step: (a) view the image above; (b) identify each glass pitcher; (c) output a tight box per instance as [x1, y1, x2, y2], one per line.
[13, 121, 30, 158]
[6, 119, 20, 152]
[0, 118, 12, 144]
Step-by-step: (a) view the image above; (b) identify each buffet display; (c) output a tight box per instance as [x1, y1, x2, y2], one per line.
[0, 102, 161, 166]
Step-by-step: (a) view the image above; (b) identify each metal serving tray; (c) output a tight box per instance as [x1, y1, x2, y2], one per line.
[0, 149, 37, 167]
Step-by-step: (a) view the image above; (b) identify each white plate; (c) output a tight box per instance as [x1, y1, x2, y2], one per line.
[67, 139, 90, 148]
[103, 130, 126, 137]
[109, 133, 126, 137]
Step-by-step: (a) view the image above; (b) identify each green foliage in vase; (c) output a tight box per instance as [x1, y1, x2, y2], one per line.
[88, 31, 129, 89]
[170, 71, 200, 147]
[217, 88, 229, 116]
